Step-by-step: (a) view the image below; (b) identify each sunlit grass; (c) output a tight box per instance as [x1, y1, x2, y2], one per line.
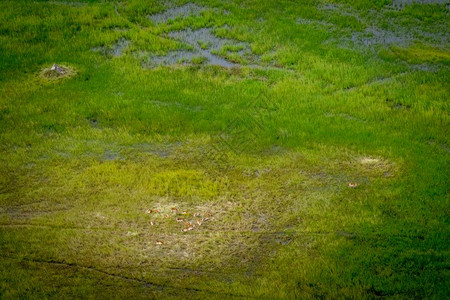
[0, 0, 449, 298]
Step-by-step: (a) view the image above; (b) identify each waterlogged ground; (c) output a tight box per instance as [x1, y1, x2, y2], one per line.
[0, 0, 449, 298]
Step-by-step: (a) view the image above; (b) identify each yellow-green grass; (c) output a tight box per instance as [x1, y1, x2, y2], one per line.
[0, 0, 449, 298]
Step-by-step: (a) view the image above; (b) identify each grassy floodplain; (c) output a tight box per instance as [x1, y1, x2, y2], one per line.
[0, 0, 449, 298]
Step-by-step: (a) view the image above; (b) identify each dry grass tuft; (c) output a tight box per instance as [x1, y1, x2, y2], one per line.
[39, 64, 77, 82]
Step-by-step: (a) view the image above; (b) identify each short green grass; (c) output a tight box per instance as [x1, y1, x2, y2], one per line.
[0, 0, 449, 298]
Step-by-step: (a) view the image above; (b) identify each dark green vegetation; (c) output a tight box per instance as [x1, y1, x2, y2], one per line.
[0, 0, 449, 298]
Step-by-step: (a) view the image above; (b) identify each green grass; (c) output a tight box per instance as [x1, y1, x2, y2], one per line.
[0, 0, 449, 298]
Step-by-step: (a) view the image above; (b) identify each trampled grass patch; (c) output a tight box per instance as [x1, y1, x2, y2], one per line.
[0, 0, 449, 298]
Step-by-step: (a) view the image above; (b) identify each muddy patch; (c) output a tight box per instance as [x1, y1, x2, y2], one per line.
[48, 1, 87, 6]
[131, 142, 182, 158]
[166, 28, 248, 67]
[409, 63, 439, 72]
[103, 150, 125, 161]
[92, 38, 130, 57]
[320, 3, 364, 22]
[316, 1, 449, 48]
[315, 4, 415, 48]
[140, 50, 198, 68]
[144, 3, 260, 68]
[391, 0, 449, 10]
[351, 26, 414, 48]
[142, 28, 256, 68]
[296, 18, 333, 27]
[313, 2, 450, 55]
[348, 25, 449, 62]
[148, 3, 206, 25]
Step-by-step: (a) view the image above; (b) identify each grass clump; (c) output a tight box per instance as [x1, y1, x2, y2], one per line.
[191, 55, 207, 64]
[38, 64, 77, 82]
